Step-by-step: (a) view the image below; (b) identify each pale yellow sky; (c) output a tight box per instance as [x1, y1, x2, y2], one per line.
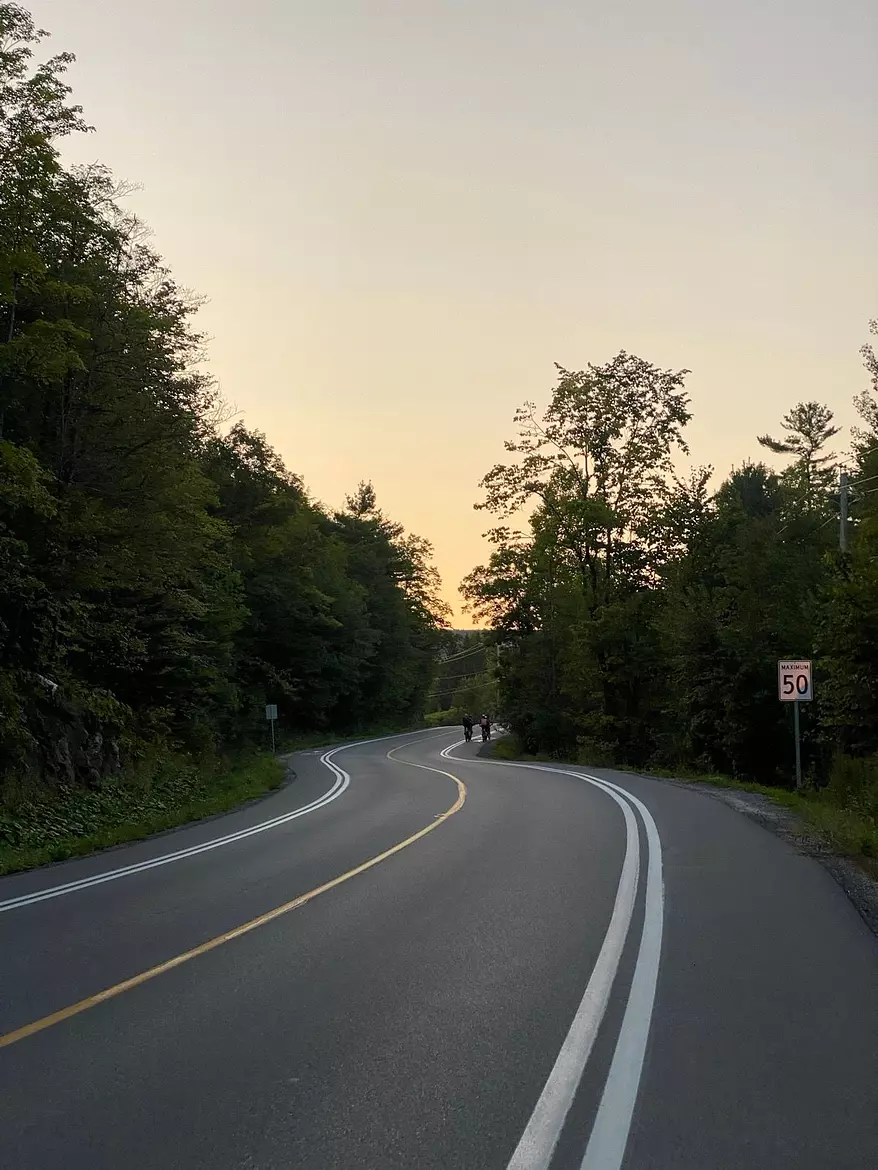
[32, 0, 878, 619]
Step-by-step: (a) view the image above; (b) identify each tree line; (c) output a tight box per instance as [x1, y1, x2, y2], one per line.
[463, 341, 878, 794]
[424, 630, 495, 721]
[0, 5, 448, 792]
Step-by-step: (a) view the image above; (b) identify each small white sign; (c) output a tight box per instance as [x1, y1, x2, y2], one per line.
[778, 660, 812, 702]
[265, 704, 278, 721]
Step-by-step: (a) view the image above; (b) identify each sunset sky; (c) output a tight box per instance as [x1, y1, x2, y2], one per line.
[32, 0, 878, 621]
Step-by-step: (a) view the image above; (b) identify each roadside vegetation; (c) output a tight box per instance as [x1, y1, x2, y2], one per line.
[465, 347, 878, 871]
[423, 630, 496, 721]
[0, 5, 450, 868]
[0, 752, 285, 875]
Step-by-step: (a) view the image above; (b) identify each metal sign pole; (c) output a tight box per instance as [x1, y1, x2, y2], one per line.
[270, 717, 275, 754]
[793, 698, 802, 790]
[265, 703, 278, 754]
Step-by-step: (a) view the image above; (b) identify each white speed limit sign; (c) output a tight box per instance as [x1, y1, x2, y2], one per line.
[778, 660, 812, 702]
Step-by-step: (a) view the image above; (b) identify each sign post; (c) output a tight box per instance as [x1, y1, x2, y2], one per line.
[265, 703, 278, 753]
[777, 660, 812, 789]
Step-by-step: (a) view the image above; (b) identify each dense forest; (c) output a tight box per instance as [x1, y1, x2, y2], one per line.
[463, 344, 878, 800]
[0, 4, 449, 798]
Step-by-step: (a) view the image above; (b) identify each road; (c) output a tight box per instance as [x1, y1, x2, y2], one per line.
[1, 728, 876, 1169]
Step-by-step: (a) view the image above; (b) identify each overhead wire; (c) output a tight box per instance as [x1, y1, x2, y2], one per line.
[431, 669, 491, 682]
[436, 642, 489, 664]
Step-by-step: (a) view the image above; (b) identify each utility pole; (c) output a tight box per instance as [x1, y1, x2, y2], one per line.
[839, 471, 849, 554]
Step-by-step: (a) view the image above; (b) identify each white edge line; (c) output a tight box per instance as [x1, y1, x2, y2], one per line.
[579, 777, 664, 1170]
[442, 742, 663, 1170]
[0, 728, 452, 913]
[440, 740, 467, 757]
[505, 775, 639, 1170]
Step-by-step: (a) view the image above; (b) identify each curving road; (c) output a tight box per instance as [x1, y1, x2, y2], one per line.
[1, 728, 876, 1169]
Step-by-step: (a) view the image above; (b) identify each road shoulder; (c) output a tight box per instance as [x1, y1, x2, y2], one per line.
[487, 738, 878, 941]
[647, 775, 878, 938]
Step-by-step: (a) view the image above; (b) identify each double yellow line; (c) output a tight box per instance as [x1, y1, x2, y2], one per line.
[0, 745, 466, 1050]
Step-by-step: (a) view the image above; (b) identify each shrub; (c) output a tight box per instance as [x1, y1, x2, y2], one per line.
[424, 708, 459, 727]
[827, 754, 878, 820]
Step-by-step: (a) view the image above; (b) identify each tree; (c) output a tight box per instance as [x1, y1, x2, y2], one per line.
[477, 352, 691, 602]
[0, 5, 449, 790]
[464, 351, 853, 780]
[853, 319, 878, 449]
[815, 326, 878, 757]
[661, 463, 829, 781]
[757, 401, 839, 509]
[332, 484, 448, 728]
[464, 353, 692, 760]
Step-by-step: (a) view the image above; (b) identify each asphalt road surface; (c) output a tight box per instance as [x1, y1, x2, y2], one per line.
[1, 728, 877, 1169]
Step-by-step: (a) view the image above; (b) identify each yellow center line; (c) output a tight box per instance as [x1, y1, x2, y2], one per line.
[0, 745, 465, 1050]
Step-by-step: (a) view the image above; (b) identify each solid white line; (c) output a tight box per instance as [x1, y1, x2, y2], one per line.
[440, 740, 467, 757]
[0, 729, 448, 914]
[441, 744, 663, 1170]
[505, 781, 639, 1170]
[579, 779, 663, 1170]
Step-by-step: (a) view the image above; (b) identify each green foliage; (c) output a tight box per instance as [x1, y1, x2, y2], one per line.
[0, 751, 285, 874]
[757, 401, 840, 509]
[426, 631, 488, 710]
[0, 6, 448, 829]
[827, 754, 878, 823]
[465, 335, 875, 796]
[464, 352, 694, 767]
[424, 708, 457, 727]
[817, 444, 878, 756]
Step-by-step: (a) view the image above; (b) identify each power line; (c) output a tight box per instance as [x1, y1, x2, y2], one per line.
[429, 684, 491, 701]
[777, 513, 835, 539]
[441, 640, 488, 658]
[429, 672, 493, 693]
[431, 670, 489, 683]
[437, 642, 488, 664]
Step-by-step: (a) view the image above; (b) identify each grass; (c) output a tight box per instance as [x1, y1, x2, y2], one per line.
[491, 737, 878, 881]
[0, 753, 287, 877]
[491, 737, 550, 763]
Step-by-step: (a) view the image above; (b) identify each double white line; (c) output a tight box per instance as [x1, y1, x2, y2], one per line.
[440, 742, 664, 1170]
[0, 731, 442, 915]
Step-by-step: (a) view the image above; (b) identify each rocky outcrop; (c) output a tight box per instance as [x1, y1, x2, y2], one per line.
[23, 682, 122, 790]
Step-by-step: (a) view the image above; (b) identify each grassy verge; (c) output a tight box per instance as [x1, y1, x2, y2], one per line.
[0, 752, 285, 877]
[491, 736, 878, 880]
[491, 738, 556, 764]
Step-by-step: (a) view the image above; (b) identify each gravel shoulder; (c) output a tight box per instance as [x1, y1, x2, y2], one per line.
[642, 772, 878, 939]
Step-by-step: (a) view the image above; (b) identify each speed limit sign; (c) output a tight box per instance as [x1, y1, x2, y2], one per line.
[778, 660, 812, 702]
